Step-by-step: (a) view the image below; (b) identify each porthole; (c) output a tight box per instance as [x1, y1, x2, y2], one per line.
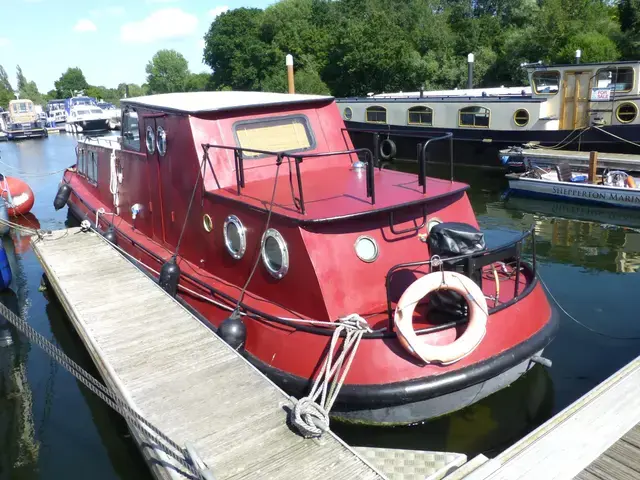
[223, 215, 246, 259]
[146, 125, 156, 154]
[616, 103, 638, 124]
[514, 109, 530, 127]
[157, 126, 167, 156]
[427, 217, 442, 234]
[354, 235, 379, 263]
[203, 214, 213, 233]
[343, 107, 353, 121]
[261, 229, 289, 279]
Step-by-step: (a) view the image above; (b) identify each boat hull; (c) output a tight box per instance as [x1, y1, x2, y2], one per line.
[66, 119, 110, 133]
[65, 193, 558, 425]
[507, 175, 640, 209]
[345, 121, 640, 168]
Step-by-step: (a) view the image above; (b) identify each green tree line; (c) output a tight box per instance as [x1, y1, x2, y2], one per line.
[203, 0, 640, 96]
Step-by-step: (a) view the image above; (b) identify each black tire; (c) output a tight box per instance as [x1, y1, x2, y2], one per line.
[379, 138, 397, 161]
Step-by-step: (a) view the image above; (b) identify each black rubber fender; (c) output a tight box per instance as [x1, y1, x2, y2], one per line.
[379, 138, 397, 161]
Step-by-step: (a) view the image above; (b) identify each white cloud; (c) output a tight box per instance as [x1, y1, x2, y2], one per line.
[209, 6, 229, 19]
[90, 6, 125, 17]
[73, 19, 97, 32]
[120, 8, 198, 43]
[0, 38, 10, 47]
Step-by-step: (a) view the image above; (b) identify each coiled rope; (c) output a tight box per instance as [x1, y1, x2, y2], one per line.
[290, 314, 371, 438]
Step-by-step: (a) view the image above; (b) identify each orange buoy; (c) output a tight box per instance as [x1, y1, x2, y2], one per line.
[626, 175, 637, 189]
[0, 176, 35, 217]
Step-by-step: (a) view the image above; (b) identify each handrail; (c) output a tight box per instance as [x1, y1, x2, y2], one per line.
[201, 143, 377, 215]
[384, 227, 536, 331]
[342, 127, 455, 184]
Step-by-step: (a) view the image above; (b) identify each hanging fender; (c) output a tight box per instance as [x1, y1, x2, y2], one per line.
[394, 271, 488, 365]
[379, 138, 397, 161]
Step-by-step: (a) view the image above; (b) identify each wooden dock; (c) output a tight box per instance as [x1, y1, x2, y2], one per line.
[451, 353, 640, 480]
[31, 228, 386, 480]
[500, 147, 640, 172]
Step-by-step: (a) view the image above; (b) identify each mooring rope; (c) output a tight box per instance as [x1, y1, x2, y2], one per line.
[290, 314, 371, 438]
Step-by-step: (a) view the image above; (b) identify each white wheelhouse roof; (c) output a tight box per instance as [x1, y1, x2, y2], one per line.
[121, 91, 334, 114]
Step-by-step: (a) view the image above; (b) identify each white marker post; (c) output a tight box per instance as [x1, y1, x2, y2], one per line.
[286, 54, 295, 94]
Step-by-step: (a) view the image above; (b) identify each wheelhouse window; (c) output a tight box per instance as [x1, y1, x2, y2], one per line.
[596, 67, 634, 93]
[87, 150, 98, 185]
[408, 106, 433, 126]
[459, 106, 490, 128]
[234, 115, 315, 158]
[532, 71, 560, 95]
[365, 106, 387, 124]
[122, 108, 140, 151]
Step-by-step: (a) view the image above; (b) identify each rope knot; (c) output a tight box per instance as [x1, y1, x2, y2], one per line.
[290, 396, 330, 438]
[338, 313, 372, 332]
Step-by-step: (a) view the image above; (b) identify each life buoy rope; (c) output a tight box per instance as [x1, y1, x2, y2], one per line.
[394, 270, 488, 365]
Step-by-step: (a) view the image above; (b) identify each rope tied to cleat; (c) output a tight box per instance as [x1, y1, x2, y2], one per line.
[290, 313, 371, 438]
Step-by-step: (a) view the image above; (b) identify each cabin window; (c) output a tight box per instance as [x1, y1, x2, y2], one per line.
[616, 102, 638, 123]
[514, 109, 530, 127]
[122, 108, 140, 151]
[407, 106, 433, 126]
[233, 115, 314, 158]
[87, 150, 98, 185]
[343, 107, 353, 121]
[459, 106, 490, 128]
[532, 71, 560, 95]
[77, 147, 86, 176]
[365, 106, 387, 124]
[157, 126, 167, 156]
[596, 67, 634, 93]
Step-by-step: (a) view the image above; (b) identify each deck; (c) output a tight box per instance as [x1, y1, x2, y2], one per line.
[500, 147, 640, 172]
[30, 228, 385, 480]
[450, 353, 640, 480]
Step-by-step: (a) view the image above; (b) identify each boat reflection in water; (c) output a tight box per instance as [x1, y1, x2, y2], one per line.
[503, 196, 640, 273]
[0, 235, 39, 478]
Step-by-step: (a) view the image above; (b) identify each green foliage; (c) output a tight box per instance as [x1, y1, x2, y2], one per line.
[145, 49, 190, 94]
[55, 68, 89, 99]
[184, 73, 212, 92]
[16, 65, 27, 92]
[117, 83, 148, 99]
[202, 0, 628, 95]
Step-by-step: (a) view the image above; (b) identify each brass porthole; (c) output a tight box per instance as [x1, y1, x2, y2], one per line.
[203, 214, 213, 233]
[514, 109, 530, 127]
[616, 102, 638, 124]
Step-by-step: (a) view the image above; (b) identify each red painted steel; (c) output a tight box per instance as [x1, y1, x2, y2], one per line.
[60, 96, 554, 417]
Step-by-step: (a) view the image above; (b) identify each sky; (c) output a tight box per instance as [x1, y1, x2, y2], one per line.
[0, 0, 274, 93]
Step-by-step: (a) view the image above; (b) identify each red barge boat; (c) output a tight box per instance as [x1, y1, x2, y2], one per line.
[53, 92, 558, 426]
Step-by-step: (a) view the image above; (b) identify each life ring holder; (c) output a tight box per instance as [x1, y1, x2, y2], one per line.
[379, 138, 397, 161]
[394, 270, 488, 365]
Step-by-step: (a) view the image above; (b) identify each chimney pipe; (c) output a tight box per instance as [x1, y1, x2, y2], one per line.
[467, 53, 475, 90]
[286, 54, 295, 94]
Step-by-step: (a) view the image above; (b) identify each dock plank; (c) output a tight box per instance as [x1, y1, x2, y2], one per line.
[463, 354, 640, 480]
[32, 228, 384, 480]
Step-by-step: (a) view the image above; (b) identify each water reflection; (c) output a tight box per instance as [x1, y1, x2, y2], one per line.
[336, 364, 554, 457]
[0, 236, 38, 480]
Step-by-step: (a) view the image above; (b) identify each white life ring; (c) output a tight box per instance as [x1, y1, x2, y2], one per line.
[394, 271, 488, 365]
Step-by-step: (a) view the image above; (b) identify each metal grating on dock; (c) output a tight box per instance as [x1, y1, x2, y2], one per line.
[31, 228, 385, 480]
[453, 354, 640, 480]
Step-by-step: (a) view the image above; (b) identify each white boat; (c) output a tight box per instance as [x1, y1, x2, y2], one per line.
[97, 101, 121, 130]
[65, 104, 110, 134]
[506, 163, 640, 209]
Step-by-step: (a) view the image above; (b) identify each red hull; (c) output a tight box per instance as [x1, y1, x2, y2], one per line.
[57, 92, 557, 424]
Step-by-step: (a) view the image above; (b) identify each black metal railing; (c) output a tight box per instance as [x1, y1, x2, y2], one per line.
[384, 227, 537, 331]
[201, 143, 376, 215]
[343, 127, 455, 184]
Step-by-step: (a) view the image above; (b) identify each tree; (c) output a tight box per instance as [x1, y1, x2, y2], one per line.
[55, 67, 89, 98]
[204, 8, 278, 90]
[16, 65, 27, 92]
[184, 73, 212, 92]
[619, 0, 640, 57]
[145, 50, 190, 94]
[0, 65, 12, 93]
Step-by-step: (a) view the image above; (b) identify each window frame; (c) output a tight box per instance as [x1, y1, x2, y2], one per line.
[532, 70, 561, 96]
[365, 105, 387, 124]
[595, 67, 634, 94]
[513, 108, 530, 127]
[121, 107, 141, 152]
[458, 106, 491, 128]
[232, 114, 316, 160]
[616, 102, 638, 124]
[407, 106, 433, 126]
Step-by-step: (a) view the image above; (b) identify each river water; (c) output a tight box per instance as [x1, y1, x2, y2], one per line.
[0, 134, 639, 478]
